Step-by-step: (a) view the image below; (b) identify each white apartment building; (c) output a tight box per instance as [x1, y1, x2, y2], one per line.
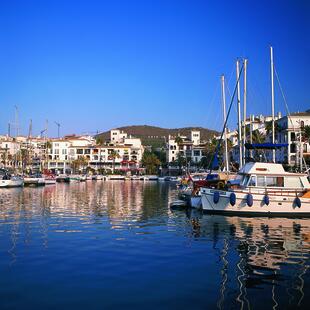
[45, 131, 144, 174]
[273, 112, 310, 166]
[166, 130, 204, 164]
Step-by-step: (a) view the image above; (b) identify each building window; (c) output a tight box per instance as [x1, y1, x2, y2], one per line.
[301, 121, 305, 128]
[303, 144, 307, 153]
[77, 149, 83, 154]
[290, 144, 296, 153]
[84, 149, 90, 154]
[193, 150, 200, 156]
[62, 149, 67, 155]
[54, 149, 59, 154]
[291, 132, 296, 141]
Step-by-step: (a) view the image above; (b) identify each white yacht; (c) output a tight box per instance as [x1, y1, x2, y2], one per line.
[200, 162, 310, 216]
[0, 172, 24, 188]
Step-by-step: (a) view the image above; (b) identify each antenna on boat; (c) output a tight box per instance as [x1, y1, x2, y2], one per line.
[243, 59, 248, 166]
[236, 60, 243, 167]
[221, 75, 229, 172]
[270, 46, 276, 163]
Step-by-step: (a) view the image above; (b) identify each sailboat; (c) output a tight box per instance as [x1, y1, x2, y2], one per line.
[201, 47, 310, 215]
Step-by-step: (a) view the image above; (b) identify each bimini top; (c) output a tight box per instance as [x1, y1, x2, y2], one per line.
[239, 162, 294, 176]
[245, 143, 288, 149]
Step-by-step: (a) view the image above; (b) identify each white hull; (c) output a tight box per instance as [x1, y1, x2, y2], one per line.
[0, 178, 24, 188]
[190, 196, 202, 209]
[201, 188, 310, 215]
[24, 177, 45, 186]
[45, 178, 56, 185]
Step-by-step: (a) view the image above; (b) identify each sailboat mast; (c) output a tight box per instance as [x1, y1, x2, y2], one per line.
[243, 59, 248, 166]
[236, 60, 242, 167]
[270, 46, 276, 162]
[221, 75, 229, 172]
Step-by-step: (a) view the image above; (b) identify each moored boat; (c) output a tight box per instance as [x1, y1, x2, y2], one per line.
[0, 175, 24, 188]
[56, 175, 70, 183]
[201, 162, 310, 216]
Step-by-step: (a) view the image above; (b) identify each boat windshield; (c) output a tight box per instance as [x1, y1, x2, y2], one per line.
[241, 175, 250, 186]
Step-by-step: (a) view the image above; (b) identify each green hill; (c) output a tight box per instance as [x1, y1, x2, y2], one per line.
[96, 125, 218, 147]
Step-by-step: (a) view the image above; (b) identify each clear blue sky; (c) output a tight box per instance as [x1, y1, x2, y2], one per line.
[0, 0, 309, 137]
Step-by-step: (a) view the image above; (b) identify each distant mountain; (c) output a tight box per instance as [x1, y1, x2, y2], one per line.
[96, 125, 218, 147]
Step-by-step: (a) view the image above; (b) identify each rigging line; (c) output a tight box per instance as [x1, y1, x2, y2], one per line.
[208, 61, 244, 173]
[274, 65, 295, 130]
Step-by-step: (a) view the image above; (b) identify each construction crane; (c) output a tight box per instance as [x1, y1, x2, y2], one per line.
[54, 121, 61, 138]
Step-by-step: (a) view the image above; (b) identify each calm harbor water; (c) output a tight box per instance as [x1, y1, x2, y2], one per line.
[0, 181, 309, 310]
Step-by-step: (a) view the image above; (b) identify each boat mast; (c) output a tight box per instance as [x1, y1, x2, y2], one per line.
[270, 46, 276, 163]
[236, 59, 243, 167]
[243, 59, 248, 166]
[221, 75, 229, 172]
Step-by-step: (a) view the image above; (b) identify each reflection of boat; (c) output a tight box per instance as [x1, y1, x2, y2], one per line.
[44, 176, 56, 185]
[143, 175, 158, 181]
[201, 162, 310, 216]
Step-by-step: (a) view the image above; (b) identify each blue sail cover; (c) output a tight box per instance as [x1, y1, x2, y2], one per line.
[245, 143, 288, 150]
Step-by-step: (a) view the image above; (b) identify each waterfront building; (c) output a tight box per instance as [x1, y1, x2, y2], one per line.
[166, 130, 205, 168]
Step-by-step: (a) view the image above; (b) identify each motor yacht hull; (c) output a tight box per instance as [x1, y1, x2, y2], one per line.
[201, 187, 310, 216]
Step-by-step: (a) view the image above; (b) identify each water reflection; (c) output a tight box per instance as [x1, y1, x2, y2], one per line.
[0, 182, 309, 309]
[184, 210, 310, 309]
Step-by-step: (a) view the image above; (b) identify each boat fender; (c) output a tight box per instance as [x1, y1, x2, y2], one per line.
[247, 194, 253, 207]
[213, 191, 220, 204]
[294, 197, 301, 208]
[263, 195, 270, 206]
[230, 193, 236, 206]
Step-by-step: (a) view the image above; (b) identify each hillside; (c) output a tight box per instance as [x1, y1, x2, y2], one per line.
[96, 125, 218, 147]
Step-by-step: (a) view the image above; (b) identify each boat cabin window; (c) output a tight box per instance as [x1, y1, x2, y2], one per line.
[257, 176, 265, 187]
[248, 176, 256, 186]
[266, 176, 284, 187]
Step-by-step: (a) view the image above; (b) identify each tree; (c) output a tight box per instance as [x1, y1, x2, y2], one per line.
[176, 152, 187, 173]
[109, 150, 120, 173]
[71, 156, 88, 173]
[174, 136, 183, 145]
[142, 151, 161, 175]
[96, 136, 104, 145]
[252, 130, 265, 143]
[265, 121, 281, 136]
[303, 125, 310, 141]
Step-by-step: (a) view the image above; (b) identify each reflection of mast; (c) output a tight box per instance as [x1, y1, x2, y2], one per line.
[272, 270, 278, 310]
[217, 238, 229, 310]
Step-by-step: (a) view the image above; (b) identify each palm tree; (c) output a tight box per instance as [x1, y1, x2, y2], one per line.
[109, 150, 120, 173]
[174, 136, 183, 145]
[252, 130, 265, 143]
